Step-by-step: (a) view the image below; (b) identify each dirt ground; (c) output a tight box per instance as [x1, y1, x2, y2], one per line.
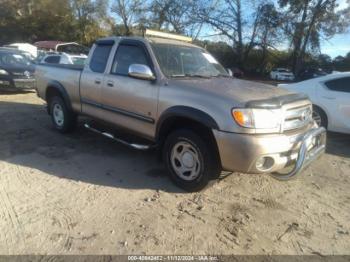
[0, 92, 349, 255]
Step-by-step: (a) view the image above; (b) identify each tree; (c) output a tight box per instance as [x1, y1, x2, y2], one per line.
[149, 0, 201, 37]
[111, 0, 145, 36]
[279, 0, 350, 73]
[71, 0, 110, 44]
[197, 0, 244, 65]
[333, 52, 350, 71]
[0, 0, 76, 44]
[254, 3, 283, 73]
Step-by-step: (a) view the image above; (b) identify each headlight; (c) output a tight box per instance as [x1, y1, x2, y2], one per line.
[232, 108, 283, 129]
[0, 69, 9, 75]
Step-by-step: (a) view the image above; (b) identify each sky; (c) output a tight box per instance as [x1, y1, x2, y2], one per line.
[111, 0, 349, 58]
[321, 0, 350, 57]
[197, 0, 350, 58]
[321, 33, 350, 58]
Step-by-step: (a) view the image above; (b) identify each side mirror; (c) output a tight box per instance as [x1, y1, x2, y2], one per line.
[128, 64, 155, 80]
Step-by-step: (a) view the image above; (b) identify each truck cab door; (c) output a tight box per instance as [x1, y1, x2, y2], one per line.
[80, 41, 114, 116]
[101, 40, 158, 139]
[318, 76, 350, 133]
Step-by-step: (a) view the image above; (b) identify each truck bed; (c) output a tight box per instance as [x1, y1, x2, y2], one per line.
[35, 63, 83, 112]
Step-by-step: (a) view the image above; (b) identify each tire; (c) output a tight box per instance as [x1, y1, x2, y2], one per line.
[49, 96, 77, 133]
[312, 106, 327, 128]
[163, 129, 220, 192]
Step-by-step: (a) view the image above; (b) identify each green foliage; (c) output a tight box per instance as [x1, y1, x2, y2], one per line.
[0, 0, 349, 72]
[0, 0, 111, 46]
[333, 52, 350, 71]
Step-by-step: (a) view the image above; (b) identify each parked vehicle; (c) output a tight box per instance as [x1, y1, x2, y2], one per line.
[0, 49, 36, 90]
[270, 68, 295, 81]
[0, 47, 36, 62]
[298, 68, 328, 81]
[35, 30, 326, 191]
[40, 52, 87, 65]
[34, 41, 89, 54]
[279, 72, 350, 134]
[229, 67, 244, 78]
[4, 43, 38, 58]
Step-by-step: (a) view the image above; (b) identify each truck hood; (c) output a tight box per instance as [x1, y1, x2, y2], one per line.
[170, 77, 292, 105]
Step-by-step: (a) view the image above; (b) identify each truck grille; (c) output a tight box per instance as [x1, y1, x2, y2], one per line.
[282, 103, 312, 131]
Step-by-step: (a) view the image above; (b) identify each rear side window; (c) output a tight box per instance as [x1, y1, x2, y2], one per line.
[325, 77, 350, 93]
[45, 56, 60, 64]
[90, 44, 112, 73]
[111, 44, 150, 76]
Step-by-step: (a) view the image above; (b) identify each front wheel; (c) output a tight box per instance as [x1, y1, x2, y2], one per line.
[312, 106, 327, 128]
[49, 96, 77, 133]
[163, 129, 220, 192]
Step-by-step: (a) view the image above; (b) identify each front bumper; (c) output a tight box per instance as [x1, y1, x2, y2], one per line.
[214, 125, 326, 179]
[0, 77, 36, 90]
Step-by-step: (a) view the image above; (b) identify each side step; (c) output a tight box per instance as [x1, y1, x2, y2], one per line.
[84, 123, 154, 151]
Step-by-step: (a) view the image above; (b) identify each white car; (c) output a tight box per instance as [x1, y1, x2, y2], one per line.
[41, 52, 87, 65]
[279, 72, 350, 134]
[270, 68, 295, 81]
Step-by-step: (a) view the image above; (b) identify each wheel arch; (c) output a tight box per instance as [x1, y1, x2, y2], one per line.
[156, 106, 219, 140]
[312, 103, 328, 128]
[45, 81, 73, 114]
[156, 106, 221, 167]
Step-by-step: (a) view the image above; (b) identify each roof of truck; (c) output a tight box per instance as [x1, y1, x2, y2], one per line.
[97, 36, 199, 48]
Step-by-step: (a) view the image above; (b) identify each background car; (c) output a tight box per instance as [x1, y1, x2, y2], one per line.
[40, 52, 87, 65]
[228, 67, 244, 78]
[0, 49, 35, 90]
[4, 43, 38, 58]
[298, 68, 328, 81]
[270, 68, 295, 81]
[0, 47, 36, 63]
[279, 72, 350, 134]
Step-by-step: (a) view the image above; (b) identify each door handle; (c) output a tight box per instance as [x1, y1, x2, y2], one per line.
[107, 80, 114, 87]
[95, 79, 101, 84]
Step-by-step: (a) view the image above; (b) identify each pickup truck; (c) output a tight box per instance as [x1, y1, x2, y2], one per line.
[35, 31, 326, 191]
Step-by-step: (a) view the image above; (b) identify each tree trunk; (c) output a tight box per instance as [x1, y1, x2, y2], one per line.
[300, 0, 325, 63]
[291, 0, 310, 74]
[236, 0, 244, 66]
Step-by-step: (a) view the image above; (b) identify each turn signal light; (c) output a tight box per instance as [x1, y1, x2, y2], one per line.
[232, 110, 245, 126]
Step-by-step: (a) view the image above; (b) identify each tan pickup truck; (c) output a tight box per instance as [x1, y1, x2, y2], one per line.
[35, 30, 326, 191]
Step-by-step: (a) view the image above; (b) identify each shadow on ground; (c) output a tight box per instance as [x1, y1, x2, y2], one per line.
[0, 90, 36, 95]
[1, 100, 349, 193]
[326, 132, 350, 158]
[0, 100, 183, 193]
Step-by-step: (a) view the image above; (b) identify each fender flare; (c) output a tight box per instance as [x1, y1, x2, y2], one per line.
[156, 106, 219, 140]
[45, 81, 73, 112]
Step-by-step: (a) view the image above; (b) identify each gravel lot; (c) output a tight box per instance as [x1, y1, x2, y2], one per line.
[0, 92, 349, 255]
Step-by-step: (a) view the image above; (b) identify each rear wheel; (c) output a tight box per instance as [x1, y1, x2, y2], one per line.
[163, 129, 220, 192]
[49, 96, 77, 133]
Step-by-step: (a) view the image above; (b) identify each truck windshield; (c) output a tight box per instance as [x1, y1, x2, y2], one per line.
[151, 43, 229, 78]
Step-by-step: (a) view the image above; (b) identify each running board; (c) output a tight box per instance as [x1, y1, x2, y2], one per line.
[84, 123, 153, 151]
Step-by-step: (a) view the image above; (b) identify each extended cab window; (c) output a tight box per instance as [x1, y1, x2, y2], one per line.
[90, 44, 112, 73]
[45, 56, 60, 64]
[111, 44, 150, 76]
[325, 77, 350, 93]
